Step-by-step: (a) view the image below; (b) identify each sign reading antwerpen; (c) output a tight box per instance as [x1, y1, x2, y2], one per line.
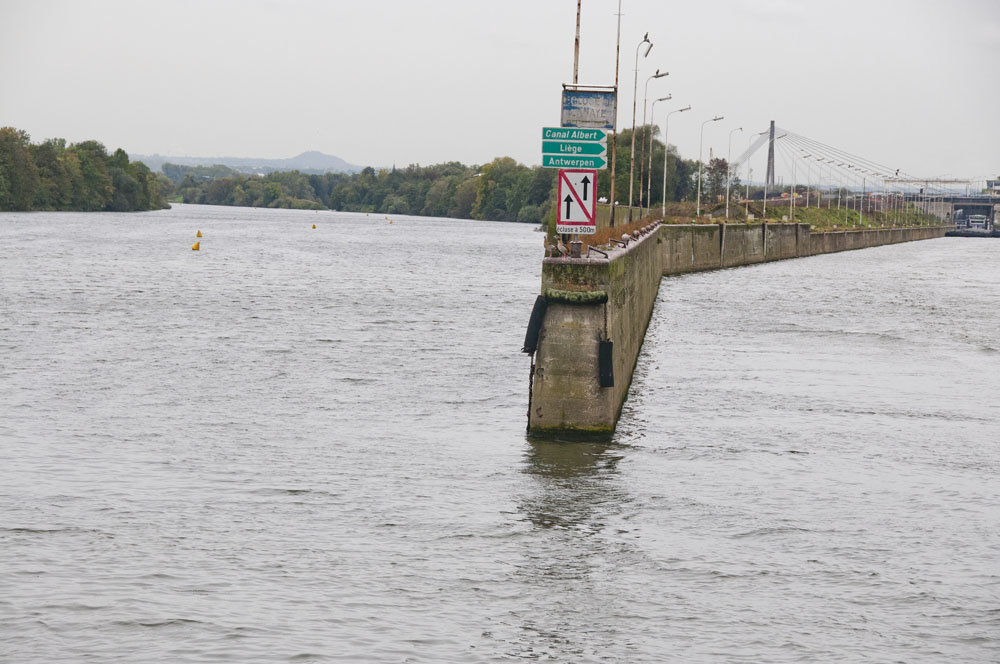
[557, 169, 598, 235]
[561, 90, 615, 129]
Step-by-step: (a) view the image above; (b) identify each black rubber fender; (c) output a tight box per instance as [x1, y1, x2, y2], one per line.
[521, 295, 547, 354]
[599, 339, 614, 388]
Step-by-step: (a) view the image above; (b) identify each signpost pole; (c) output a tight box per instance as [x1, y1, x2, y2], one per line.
[573, 0, 581, 85]
[609, 0, 621, 228]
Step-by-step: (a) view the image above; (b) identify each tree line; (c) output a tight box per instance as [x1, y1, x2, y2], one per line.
[169, 159, 561, 222]
[166, 126, 715, 222]
[0, 127, 169, 212]
[1, 124, 731, 220]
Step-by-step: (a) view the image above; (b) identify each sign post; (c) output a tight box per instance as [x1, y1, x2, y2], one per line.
[545, 85, 615, 249]
[557, 168, 598, 235]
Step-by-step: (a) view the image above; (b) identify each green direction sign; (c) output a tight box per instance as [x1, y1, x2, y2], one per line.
[541, 127, 609, 169]
[542, 127, 608, 142]
[542, 140, 607, 156]
[542, 155, 607, 169]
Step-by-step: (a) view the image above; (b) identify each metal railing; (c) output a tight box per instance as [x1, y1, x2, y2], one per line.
[594, 203, 648, 234]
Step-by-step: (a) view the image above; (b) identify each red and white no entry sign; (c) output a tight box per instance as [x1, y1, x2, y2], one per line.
[557, 168, 597, 235]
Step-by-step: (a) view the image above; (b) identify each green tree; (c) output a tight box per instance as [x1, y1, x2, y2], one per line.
[204, 178, 238, 205]
[107, 167, 141, 211]
[127, 160, 163, 210]
[30, 138, 70, 209]
[110, 147, 130, 170]
[516, 204, 542, 223]
[449, 177, 478, 219]
[705, 157, 728, 202]
[473, 157, 525, 221]
[0, 127, 40, 210]
[261, 181, 282, 206]
[382, 193, 410, 214]
[68, 140, 113, 210]
[421, 177, 455, 217]
[232, 183, 251, 207]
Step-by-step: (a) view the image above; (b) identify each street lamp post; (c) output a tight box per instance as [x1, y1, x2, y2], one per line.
[814, 157, 828, 208]
[744, 133, 753, 218]
[725, 126, 742, 219]
[696, 115, 724, 217]
[800, 152, 810, 208]
[661, 105, 690, 217]
[628, 33, 653, 220]
[639, 70, 668, 213]
[608, 0, 623, 228]
[790, 158, 796, 221]
[860, 176, 866, 226]
[647, 94, 671, 216]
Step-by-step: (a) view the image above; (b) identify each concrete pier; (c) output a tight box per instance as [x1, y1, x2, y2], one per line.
[527, 222, 952, 436]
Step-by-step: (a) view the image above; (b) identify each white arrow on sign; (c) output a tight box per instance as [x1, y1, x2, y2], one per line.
[557, 168, 598, 235]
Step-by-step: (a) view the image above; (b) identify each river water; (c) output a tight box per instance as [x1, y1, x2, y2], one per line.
[1, 204, 997, 662]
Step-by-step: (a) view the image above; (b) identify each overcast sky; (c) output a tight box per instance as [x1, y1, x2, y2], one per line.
[2, 0, 997, 179]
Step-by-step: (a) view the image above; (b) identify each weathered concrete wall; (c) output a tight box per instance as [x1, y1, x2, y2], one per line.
[528, 223, 952, 436]
[659, 224, 722, 274]
[529, 224, 663, 435]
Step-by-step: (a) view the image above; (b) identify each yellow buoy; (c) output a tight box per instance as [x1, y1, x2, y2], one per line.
[312, 224, 316, 229]
[192, 241, 200, 251]
[196, 230, 202, 237]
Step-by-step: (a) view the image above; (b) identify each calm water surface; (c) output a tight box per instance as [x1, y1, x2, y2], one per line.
[1, 204, 998, 662]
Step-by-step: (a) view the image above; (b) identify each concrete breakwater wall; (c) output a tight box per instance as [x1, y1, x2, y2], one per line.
[528, 223, 951, 436]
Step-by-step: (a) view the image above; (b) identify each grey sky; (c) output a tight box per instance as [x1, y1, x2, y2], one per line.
[2, 0, 997, 180]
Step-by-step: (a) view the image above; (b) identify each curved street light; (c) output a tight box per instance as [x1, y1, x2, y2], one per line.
[628, 32, 653, 218]
[661, 105, 690, 216]
[744, 133, 754, 217]
[639, 70, 668, 210]
[646, 94, 672, 214]
[800, 151, 813, 207]
[696, 115, 724, 217]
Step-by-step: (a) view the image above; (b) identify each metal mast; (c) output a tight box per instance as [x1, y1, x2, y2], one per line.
[766, 120, 776, 189]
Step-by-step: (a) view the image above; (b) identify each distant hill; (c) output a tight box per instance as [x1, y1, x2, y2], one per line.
[133, 150, 363, 175]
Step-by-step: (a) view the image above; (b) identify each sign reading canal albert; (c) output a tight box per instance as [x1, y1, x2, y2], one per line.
[556, 168, 598, 235]
[543, 127, 608, 142]
[541, 127, 608, 170]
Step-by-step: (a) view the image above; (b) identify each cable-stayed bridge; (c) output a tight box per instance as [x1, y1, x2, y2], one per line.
[730, 121, 998, 228]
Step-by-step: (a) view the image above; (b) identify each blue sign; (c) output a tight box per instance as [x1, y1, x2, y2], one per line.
[560, 90, 615, 130]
